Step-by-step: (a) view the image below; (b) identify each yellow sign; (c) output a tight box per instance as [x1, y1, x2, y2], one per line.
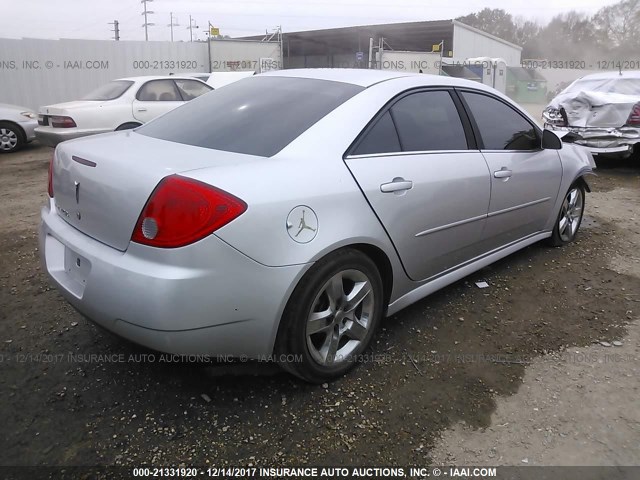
[432, 44, 440, 52]
[210, 27, 220, 36]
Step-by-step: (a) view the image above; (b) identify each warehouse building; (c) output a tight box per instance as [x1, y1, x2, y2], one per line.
[260, 19, 523, 70]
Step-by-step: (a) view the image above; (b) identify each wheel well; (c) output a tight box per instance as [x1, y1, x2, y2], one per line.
[115, 122, 142, 131]
[348, 243, 393, 311]
[0, 120, 26, 142]
[574, 176, 591, 193]
[273, 243, 395, 357]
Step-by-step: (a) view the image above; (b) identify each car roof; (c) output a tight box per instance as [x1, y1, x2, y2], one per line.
[259, 68, 488, 89]
[114, 75, 207, 82]
[575, 70, 640, 81]
[0, 103, 31, 111]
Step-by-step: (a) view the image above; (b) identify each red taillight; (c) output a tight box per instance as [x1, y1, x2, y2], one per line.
[51, 116, 76, 128]
[47, 155, 54, 198]
[131, 175, 247, 248]
[626, 102, 640, 126]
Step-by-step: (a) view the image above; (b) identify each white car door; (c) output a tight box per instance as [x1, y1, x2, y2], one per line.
[458, 90, 563, 250]
[344, 89, 492, 281]
[132, 79, 184, 124]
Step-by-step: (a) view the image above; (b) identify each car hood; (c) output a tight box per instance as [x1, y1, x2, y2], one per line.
[546, 90, 639, 128]
[39, 101, 107, 115]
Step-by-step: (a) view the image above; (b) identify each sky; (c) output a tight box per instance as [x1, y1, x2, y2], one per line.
[0, 0, 621, 42]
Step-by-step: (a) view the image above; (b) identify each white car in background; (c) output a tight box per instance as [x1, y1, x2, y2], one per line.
[0, 103, 38, 153]
[543, 70, 640, 158]
[35, 76, 212, 147]
[170, 72, 211, 82]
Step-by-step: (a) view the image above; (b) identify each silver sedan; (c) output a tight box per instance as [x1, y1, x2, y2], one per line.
[0, 103, 38, 153]
[40, 69, 595, 382]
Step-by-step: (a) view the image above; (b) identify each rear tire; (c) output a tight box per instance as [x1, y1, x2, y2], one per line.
[0, 121, 24, 153]
[275, 248, 383, 383]
[547, 183, 585, 247]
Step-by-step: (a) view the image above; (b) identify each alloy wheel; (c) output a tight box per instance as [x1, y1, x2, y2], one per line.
[305, 269, 375, 366]
[558, 187, 584, 242]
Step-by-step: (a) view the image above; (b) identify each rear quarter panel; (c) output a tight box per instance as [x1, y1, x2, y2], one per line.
[71, 101, 136, 130]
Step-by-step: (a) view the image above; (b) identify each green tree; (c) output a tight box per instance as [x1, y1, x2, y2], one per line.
[456, 8, 517, 44]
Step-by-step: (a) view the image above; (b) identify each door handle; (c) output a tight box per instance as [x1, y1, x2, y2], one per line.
[494, 168, 512, 179]
[380, 178, 413, 193]
[137, 108, 147, 112]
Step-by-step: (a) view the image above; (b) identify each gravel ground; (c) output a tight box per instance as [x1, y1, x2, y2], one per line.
[429, 184, 640, 465]
[1, 144, 639, 467]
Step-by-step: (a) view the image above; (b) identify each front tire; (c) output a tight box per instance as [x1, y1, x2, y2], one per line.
[547, 183, 585, 246]
[275, 249, 384, 383]
[0, 122, 24, 153]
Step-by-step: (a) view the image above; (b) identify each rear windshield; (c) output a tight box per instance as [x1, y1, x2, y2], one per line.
[564, 78, 640, 96]
[82, 80, 134, 101]
[137, 76, 364, 157]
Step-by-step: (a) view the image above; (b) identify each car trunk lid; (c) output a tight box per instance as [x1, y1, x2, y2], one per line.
[52, 131, 257, 251]
[39, 101, 104, 116]
[549, 90, 639, 128]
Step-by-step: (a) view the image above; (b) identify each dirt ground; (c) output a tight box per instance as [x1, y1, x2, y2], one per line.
[1, 143, 639, 467]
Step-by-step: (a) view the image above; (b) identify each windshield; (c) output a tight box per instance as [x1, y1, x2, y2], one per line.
[563, 78, 640, 96]
[81, 80, 134, 100]
[137, 76, 363, 157]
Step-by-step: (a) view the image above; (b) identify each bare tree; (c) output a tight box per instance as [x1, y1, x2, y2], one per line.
[594, 0, 640, 50]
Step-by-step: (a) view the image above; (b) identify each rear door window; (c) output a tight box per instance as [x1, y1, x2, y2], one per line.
[352, 90, 468, 155]
[352, 111, 401, 155]
[174, 79, 212, 100]
[390, 90, 468, 151]
[137, 80, 182, 102]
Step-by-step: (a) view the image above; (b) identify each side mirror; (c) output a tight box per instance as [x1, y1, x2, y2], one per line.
[542, 129, 562, 150]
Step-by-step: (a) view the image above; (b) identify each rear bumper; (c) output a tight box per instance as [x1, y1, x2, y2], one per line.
[588, 145, 632, 155]
[35, 127, 111, 147]
[39, 200, 309, 358]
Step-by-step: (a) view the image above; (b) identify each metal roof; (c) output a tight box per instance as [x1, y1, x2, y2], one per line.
[441, 65, 481, 81]
[246, 20, 457, 57]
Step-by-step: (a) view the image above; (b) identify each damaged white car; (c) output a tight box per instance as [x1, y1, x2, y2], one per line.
[543, 71, 640, 158]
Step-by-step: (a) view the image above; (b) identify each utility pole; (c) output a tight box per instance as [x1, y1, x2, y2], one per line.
[278, 25, 283, 70]
[168, 12, 179, 42]
[207, 21, 212, 73]
[141, 0, 155, 41]
[188, 15, 199, 42]
[109, 20, 120, 41]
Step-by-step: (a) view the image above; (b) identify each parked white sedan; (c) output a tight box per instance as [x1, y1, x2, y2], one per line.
[35, 76, 212, 147]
